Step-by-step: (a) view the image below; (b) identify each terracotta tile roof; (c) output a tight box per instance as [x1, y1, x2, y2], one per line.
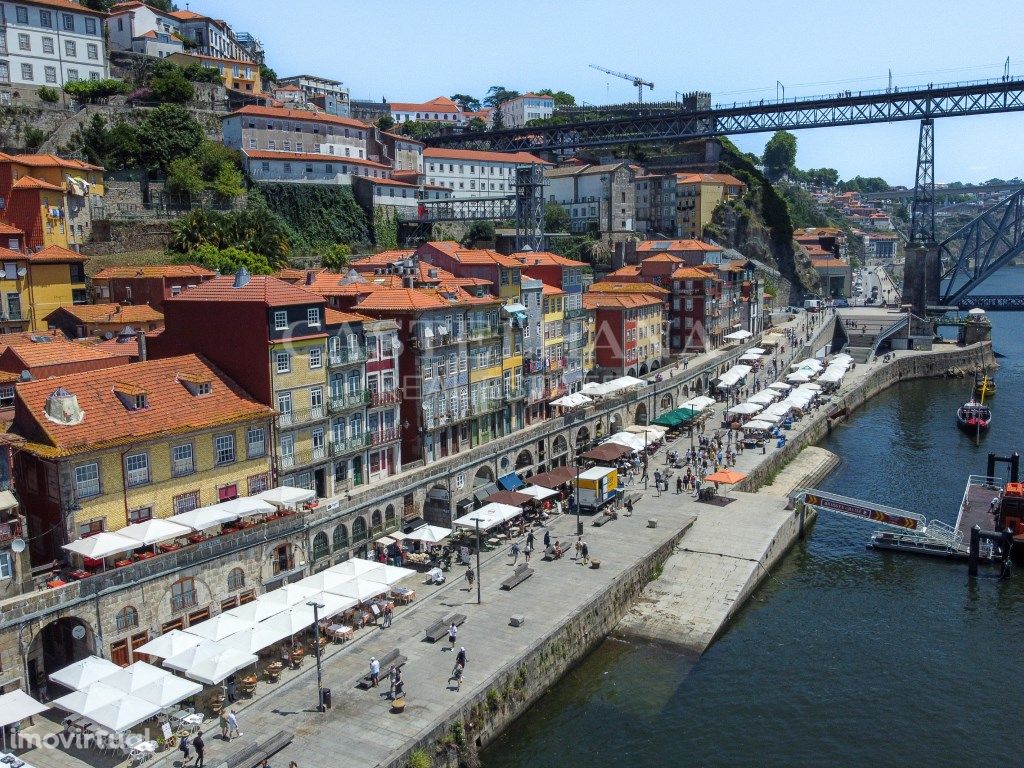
[0, 247, 26, 261]
[608, 265, 641, 278]
[583, 294, 662, 310]
[46, 303, 163, 325]
[381, 132, 425, 146]
[636, 239, 720, 252]
[324, 308, 372, 325]
[418, 242, 523, 268]
[94, 264, 217, 280]
[509, 250, 587, 268]
[0, 223, 23, 236]
[243, 149, 389, 170]
[675, 172, 746, 187]
[27, 245, 88, 263]
[7, 153, 103, 172]
[350, 250, 416, 267]
[16, 0, 105, 15]
[541, 283, 564, 296]
[165, 275, 323, 307]
[87, 337, 140, 358]
[422, 148, 549, 165]
[226, 105, 368, 131]
[811, 258, 850, 269]
[11, 176, 64, 192]
[15, 355, 274, 457]
[355, 286, 498, 312]
[672, 267, 721, 281]
[389, 97, 462, 113]
[589, 281, 670, 296]
[641, 253, 684, 264]
[0, 332, 120, 367]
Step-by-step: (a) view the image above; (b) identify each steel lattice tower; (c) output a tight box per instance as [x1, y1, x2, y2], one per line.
[514, 165, 546, 252]
[910, 118, 936, 243]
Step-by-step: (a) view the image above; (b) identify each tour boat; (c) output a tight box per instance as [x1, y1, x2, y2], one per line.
[974, 373, 996, 398]
[956, 400, 992, 433]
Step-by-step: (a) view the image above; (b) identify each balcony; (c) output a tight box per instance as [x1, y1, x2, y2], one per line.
[369, 389, 401, 408]
[564, 307, 586, 320]
[277, 405, 328, 427]
[369, 427, 401, 446]
[467, 324, 501, 342]
[0, 519, 21, 545]
[503, 387, 526, 401]
[328, 390, 369, 413]
[544, 385, 568, 399]
[328, 347, 367, 367]
[171, 589, 198, 612]
[276, 445, 332, 469]
[470, 398, 502, 417]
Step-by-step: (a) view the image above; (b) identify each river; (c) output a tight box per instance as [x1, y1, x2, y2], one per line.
[482, 282, 1023, 768]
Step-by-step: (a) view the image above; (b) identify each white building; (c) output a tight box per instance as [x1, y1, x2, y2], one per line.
[423, 148, 549, 199]
[278, 74, 350, 117]
[106, 1, 182, 58]
[0, 0, 108, 99]
[243, 150, 391, 186]
[222, 105, 370, 159]
[169, 9, 252, 62]
[497, 93, 554, 128]
[545, 162, 638, 235]
[389, 96, 465, 125]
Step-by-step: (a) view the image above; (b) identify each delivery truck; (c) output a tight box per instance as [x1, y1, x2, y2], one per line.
[574, 466, 619, 512]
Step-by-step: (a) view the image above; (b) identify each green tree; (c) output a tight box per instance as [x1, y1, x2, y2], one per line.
[180, 63, 221, 83]
[537, 88, 575, 107]
[544, 202, 571, 233]
[259, 64, 277, 85]
[37, 86, 60, 103]
[212, 163, 244, 198]
[193, 140, 241, 180]
[762, 130, 797, 182]
[461, 220, 495, 246]
[81, 0, 113, 10]
[63, 78, 130, 103]
[23, 126, 45, 150]
[466, 117, 487, 131]
[483, 85, 519, 107]
[396, 121, 446, 140]
[491, 105, 505, 130]
[373, 208, 398, 249]
[181, 244, 273, 275]
[450, 93, 480, 112]
[149, 65, 195, 103]
[375, 114, 396, 131]
[839, 175, 890, 193]
[321, 243, 351, 270]
[138, 105, 205, 171]
[806, 167, 839, 188]
[167, 157, 204, 196]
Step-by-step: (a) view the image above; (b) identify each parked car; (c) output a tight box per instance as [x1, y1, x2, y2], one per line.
[834, 298, 850, 308]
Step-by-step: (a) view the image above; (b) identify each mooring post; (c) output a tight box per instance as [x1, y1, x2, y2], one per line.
[969, 524, 981, 577]
[1001, 528, 1014, 579]
[798, 500, 806, 540]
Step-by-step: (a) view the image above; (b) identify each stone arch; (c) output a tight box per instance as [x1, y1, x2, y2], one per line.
[609, 412, 623, 433]
[515, 450, 533, 471]
[552, 435, 568, 458]
[333, 523, 349, 551]
[681, 384, 690, 399]
[635, 402, 648, 426]
[227, 567, 245, 591]
[638, 362, 649, 376]
[370, 509, 383, 534]
[660, 394, 674, 410]
[651, 359, 661, 370]
[576, 425, 590, 447]
[312, 531, 329, 561]
[694, 378, 703, 394]
[28, 616, 97, 695]
[352, 516, 368, 543]
[627, 367, 637, 376]
[473, 465, 494, 488]
[115, 606, 139, 633]
[385, 504, 397, 528]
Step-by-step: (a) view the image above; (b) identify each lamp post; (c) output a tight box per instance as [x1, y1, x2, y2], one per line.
[573, 442, 581, 535]
[307, 600, 325, 711]
[473, 518, 482, 605]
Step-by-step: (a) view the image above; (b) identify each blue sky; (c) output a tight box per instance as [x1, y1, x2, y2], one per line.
[208, 0, 1024, 185]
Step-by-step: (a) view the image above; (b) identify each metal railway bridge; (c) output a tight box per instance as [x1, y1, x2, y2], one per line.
[419, 76, 1024, 308]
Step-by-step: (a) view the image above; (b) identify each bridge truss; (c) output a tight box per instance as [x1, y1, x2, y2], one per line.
[427, 77, 1024, 152]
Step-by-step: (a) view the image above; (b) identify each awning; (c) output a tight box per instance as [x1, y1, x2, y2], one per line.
[583, 443, 633, 462]
[517, 485, 558, 501]
[748, 390, 780, 405]
[62, 532, 138, 560]
[682, 396, 716, 411]
[528, 466, 576, 488]
[256, 486, 316, 508]
[485, 490, 532, 506]
[0, 490, 17, 511]
[653, 407, 698, 428]
[403, 524, 452, 544]
[550, 392, 593, 409]
[0, 689, 47, 727]
[119, 518, 191, 547]
[453, 502, 522, 531]
[743, 419, 776, 431]
[472, 483, 499, 503]
[502, 303, 527, 314]
[497, 473, 525, 491]
[724, 330, 753, 340]
[729, 402, 764, 416]
[605, 432, 648, 452]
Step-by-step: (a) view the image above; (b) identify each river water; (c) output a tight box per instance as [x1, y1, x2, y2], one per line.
[483, 282, 1023, 768]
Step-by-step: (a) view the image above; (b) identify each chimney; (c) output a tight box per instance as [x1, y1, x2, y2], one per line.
[136, 330, 147, 361]
[306, 270, 315, 285]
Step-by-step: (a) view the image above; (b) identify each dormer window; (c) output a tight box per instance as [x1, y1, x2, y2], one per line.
[113, 384, 148, 411]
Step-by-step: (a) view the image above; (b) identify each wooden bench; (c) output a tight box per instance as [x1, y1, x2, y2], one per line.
[542, 545, 566, 561]
[423, 613, 467, 643]
[357, 648, 407, 689]
[501, 563, 534, 590]
[592, 512, 615, 527]
[224, 729, 294, 768]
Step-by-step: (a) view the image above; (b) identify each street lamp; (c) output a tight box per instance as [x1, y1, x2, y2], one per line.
[306, 600, 326, 711]
[472, 518, 482, 605]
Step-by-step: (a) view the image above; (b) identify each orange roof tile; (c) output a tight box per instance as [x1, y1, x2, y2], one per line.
[418, 242, 524, 267]
[324, 308, 373, 325]
[93, 264, 217, 280]
[15, 355, 274, 457]
[355, 286, 498, 312]
[671, 267, 721, 281]
[45, 304, 163, 325]
[811, 258, 850, 269]
[7, 153, 103, 172]
[541, 283, 564, 296]
[0, 223, 22, 236]
[422, 148, 549, 165]
[11, 176, 63, 192]
[0, 332, 120, 367]
[583, 294, 662, 310]
[675, 172, 746, 187]
[165, 275, 323, 307]
[589, 281, 670, 296]
[641, 253, 684, 264]
[243, 149, 389, 170]
[509, 250, 588, 268]
[389, 97, 462, 113]
[14, 0, 104, 15]
[636, 239, 721, 252]
[28, 245, 88, 264]
[226, 105, 368, 131]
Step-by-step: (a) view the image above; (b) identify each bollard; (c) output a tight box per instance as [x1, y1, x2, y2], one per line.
[969, 524, 981, 577]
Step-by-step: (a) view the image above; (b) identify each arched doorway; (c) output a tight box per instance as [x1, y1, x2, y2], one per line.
[28, 617, 96, 697]
[651, 360, 660, 370]
[424, 483, 450, 526]
[681, 384, 690, 399]
[627, 367, 637, 376]
[575, 426, 590, 448]
[552, 435, 568, 466]
[634, 403, 648, 426]
[515, 450, 533, 472]
[660, 394, 673, 411]
[609, 413, 623, 433]
[638, 363, 649, 376]
[694, 379, 703, 394]
[473, 466, 494, 488]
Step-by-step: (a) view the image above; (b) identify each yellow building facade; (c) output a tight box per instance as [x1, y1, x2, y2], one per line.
[541, 286, 565, 397]
[166, 52, 262, 94]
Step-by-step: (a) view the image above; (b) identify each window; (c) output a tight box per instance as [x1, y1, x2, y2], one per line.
[171, 577, 198, 612]
[125, 453, 149, 486]
[275, 352, 290, 374]
[246, 427, 266, 458]
[15, 7, 27, 24]
[87, 43, 98, 60]
[173, 490, 199, 515]
[0, 552, 12, 580]
[128, 506, 152, 523]
[309, 347, 322, 369]
[332, 524, 349, 551]
[44, 66, 56, 84]
[17, 34, 29, 51]
[247, 472, 270, 494]
[116, 606, 139, 632]
[85, 17, 96, 34]
[0, 385, 13, 408]
[67, 68, 79, 82]
[312, 532, 329, 561]
[42, 36, 54, 54]
[74, 462, 100, 498]
[171, 443, 194, 476]
[65, 40, 76, 57]
[273, 310, 287, 330]
[227, 568, 245, 591]
[20, 63, 32, 81]
[214, 434, 235, 465]
[62, 13, 74, 30]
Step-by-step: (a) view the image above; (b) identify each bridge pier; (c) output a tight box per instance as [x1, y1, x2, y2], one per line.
[902, 241, 941, 316]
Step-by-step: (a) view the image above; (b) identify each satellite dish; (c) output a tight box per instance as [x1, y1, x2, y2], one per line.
[16, 267, 26, 278]
[71, 625, 86, 640]
[10, 538, 25, 553]
[103, 331, 113, 340]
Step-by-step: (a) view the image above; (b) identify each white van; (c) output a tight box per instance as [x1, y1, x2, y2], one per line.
[803, 299, 822, 311]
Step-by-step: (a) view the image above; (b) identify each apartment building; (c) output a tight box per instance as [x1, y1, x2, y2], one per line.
[277, 74, 351, 117]
[166, 51, 260, 94]
[12, 354, 275, 566]
[106, 2, 183, 58]
[675, 173, 746, 239]
[634, 173, 678, 235]
[223, 106, 369, 157]
[0, 0, 107, 100]
[497, 92, 554, 128]
[169, 8, 253, 62]
[423, 148, 549, 199]
[389, 96, 465, 125]
[91, 264, 217, 311]
[545, 163, 638, 236]
[584, 292, 664, 377]
[0, 241, 88, 331]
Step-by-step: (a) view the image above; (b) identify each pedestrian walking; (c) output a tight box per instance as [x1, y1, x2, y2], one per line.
[465, 567, 475, 591]
[180, 733, 192, 766]
[369, 656, 380, 687]
[581, 541, 589, 565]
[574, 537, 582, 560]
[194, 733, 205, 768]
[543, 529, 551, 548]
[524, 544, 532, 563]
[676, 476, 683, 495]
[510, 541, 520, 565]
[447, 622, 458, 650]
[219, 708, 229, 740]
[382, 602, 393, 628]
[526, 530, 535, 550]
[389, 666, 402, 699]
[226, 709, 241, 740]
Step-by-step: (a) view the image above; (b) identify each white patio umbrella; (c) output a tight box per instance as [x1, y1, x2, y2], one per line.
[300, 569, 356, 593]
[168, 506, 240, 531]
[62, 533, 138, 560]
[48, 656, 119, 690]
[117, 518, 191, 547]
[0, 689, 47, 749]
[300, 591, 357, 619]
[967, 307, 986, 315]
[223, 597, 289, 625]
[326, 558, 390, 579]
[186, 613, 253, 643]
[259, 606, 317, 637]
[216, 624, 294, 656]
[517, 485, 559, 501]
[134, 629, 204, 660]
[184, 650, 258, 686]
[162, 644, 217, 674]
[256, 583, 318, 612]
[724, 329, 752, 340]
[102, 662, 202, 709]
[402, 525, 452, 544]
[256, 486, 316, 508]
[215, 497, 276, 517]
[52, 682, 124, 716]
[82, 692, 161, 732]
[324, 578, 390, 603]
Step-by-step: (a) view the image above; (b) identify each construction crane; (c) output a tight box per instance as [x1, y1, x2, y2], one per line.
[589, 64, 654, 103]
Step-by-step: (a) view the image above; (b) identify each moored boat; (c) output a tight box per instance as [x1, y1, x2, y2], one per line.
[974, 373, 996, 398]
[956, 400, 992, 433]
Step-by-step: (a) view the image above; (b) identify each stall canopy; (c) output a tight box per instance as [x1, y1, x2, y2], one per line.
[728, 402, 764, 416]
[739, 353, 762, 362]
[653, 407, 698, 428]
[550, 392, 592, 409]
[606, 432, 648, 452]
[102, 662, 202, 709]
[582, 442, 633, 462]
[762, 402, 793, 420]
[256, 486, 316, 508]
[717, 364, 753, 388]
[0, 689, 47, 728]
[48, 656, 120, 691]
[517, 485, 558, 501]
[818, 369, 845, 384]
[748, 390, 779, 405]
[767, 382, 792, 392]
[54, 683, 160, 733]
[746, 347, 767, 355]
[743, 419, 777, 431]
[496, 473, 525, 491]
[453, 502, 522, 532]
[724, 330, 753, 340]
[581, 377, 645, 398]
[786, 372, 813, 383]
[528, 466, 576, 488]
[402, 524, 452, 544]
[62, 532, 138, 560]
[118, 518, 191, 547]
[485, 490, 532, 506]
[135, 629, 204, 660]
